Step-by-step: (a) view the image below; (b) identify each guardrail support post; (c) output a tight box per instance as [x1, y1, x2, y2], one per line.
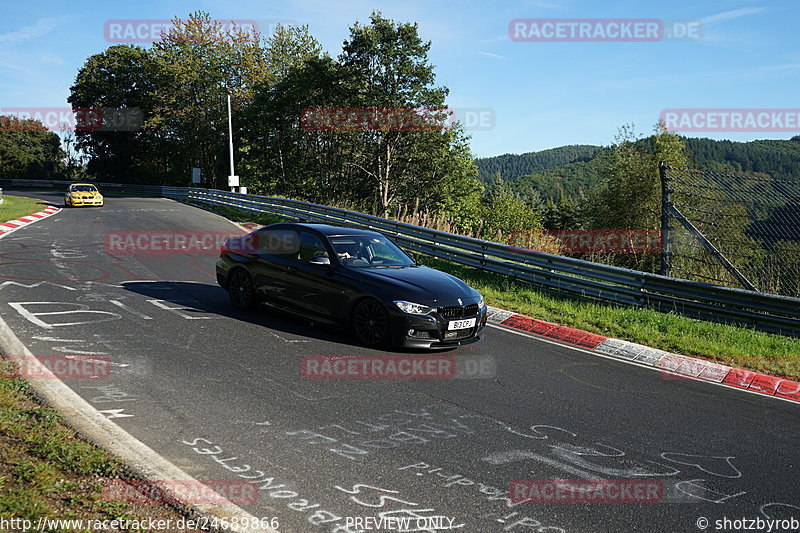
[659, 162, 672, 277]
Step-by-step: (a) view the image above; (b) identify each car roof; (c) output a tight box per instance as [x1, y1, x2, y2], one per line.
[267, 222, 383, 237]
[70, 183, 97, 187]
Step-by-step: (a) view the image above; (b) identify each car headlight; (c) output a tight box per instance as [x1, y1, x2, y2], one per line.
[477, 294, 484, 308]
[394, 300, 434, 315]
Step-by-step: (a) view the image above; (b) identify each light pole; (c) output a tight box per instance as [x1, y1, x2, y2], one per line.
[227, 94, 239, 192]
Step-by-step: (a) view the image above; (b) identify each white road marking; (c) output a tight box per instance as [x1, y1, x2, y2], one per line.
[262, 378, 333, 401]
[147, 299, 217, 319]
[8, 302, 121, 329]
[0, 281, 77, 291]
[55, 348, 109, 355]
[62, 354, 129, 368]
[269, 331, 309, 343]
[110, 299, 153, 319]
[98, 409, 134, 419]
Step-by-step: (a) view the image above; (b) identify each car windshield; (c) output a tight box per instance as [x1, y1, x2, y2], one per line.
[329, 235, 414, 268]
[71, 185, 98, 192]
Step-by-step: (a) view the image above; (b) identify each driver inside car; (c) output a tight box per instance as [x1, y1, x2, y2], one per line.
[333, 242, 359, 260]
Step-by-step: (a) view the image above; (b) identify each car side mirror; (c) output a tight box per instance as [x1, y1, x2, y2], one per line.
[309, 256, 330, 265]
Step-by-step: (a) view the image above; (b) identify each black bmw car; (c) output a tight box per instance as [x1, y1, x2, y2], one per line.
[216, 223, 487, 348]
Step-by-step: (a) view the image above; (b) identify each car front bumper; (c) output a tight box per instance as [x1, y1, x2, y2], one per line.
[68, 197, 103, 206]
[388, 304, 488, 349]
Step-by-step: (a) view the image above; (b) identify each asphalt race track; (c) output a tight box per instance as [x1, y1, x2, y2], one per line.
[1, 190, 798, 533]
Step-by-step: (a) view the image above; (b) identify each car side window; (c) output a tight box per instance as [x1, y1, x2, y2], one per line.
[298, 231, 328, 262]
[255, 228, 299, 256]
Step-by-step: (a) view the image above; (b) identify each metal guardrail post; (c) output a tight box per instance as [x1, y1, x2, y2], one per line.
[659, 162, 672, 277]
[668, 204, 758, 292]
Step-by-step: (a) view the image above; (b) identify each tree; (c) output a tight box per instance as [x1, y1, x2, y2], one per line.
[0, 116, 65, 178]
[338, 11, 451, 217]
[147, 11, 270, 186]
[61, 129, 89, 180]
[68, 44, 159, 182]
[479, 173, 542, 239]
[589, 122, 690, 231]
[407, 122, 483, 230]
[242, 11, 482, 224]
[239, 27, 330, 196]
[263, 24, 324, 83]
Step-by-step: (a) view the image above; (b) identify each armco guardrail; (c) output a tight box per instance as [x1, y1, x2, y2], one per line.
[0, 178, 189, 199]
[181, 188, 800, 337]
[2, 179, 799, 336]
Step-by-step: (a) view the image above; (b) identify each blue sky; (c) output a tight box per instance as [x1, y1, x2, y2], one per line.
[1, 0, 797, 158]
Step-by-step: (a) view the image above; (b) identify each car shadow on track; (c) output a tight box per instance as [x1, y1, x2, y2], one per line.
[120, 280, 438, 354]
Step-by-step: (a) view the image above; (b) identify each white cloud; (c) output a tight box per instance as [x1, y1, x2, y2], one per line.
[0, 16, 71, 44]
[479, 51, 507, 60]
[595, 61, 800, 91]
[0, 59, 35, 74]
[39, 54, 66, 66]
[700, 7, 767, 26]
[524, 0, 560, 9]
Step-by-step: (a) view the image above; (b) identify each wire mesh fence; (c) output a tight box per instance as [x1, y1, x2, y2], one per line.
[662, 164, 800, 296]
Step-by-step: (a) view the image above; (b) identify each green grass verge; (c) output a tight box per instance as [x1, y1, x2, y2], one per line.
[0, 195, 51, 223]
[0, 367, 205, 530]
[188, 200, 800, 381]
[416, 255, 800, 380]
[182, 200, 284, 226]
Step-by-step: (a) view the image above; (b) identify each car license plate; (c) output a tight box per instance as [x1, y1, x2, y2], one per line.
[448, 318, 476, 330]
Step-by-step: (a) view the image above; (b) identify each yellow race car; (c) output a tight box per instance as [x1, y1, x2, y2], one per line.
[65, 183, 104, 207]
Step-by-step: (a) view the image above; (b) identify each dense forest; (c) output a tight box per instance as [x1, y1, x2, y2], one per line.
[684, 137, 800, 179]
[476, 136, 800, 202]
[475, 145, 601, 183]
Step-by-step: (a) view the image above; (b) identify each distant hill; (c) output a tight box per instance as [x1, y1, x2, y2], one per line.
[475, 145, 602, 183]
[508, 159, 604, 202]
[683, 137, 800, 180]
[475, 136, 800, 202]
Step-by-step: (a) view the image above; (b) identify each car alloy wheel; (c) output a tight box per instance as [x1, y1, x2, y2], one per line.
[228, 269, 256, 310]
[353, 299, 389, 346]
